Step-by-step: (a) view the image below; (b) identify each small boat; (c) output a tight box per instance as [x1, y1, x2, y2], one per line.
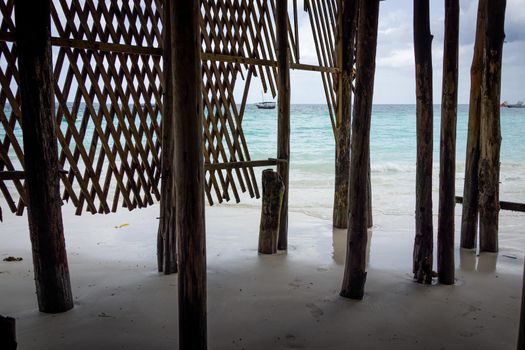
[501, 100, 525, 108]
[255, 101, 276, 109]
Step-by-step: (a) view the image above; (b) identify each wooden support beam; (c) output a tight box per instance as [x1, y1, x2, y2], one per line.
[456, 197, 525, 213]
[461, 0, 487, 250]
[204, 159, 278, 171]
[518, 258, 525, 350]
[0, 315, 16, 350]
[276, 0, 291, 251]
[14, 0, 73, 313]
[340, 0, 380, 300]
[50, 37, 162, 56]
[258, 170, 284, 254]
[438, 0, 459, 285]
[333, 0, 357, 229]
[413, 0, 434, 284]
[157, 0, 177, 275]
[172, 1, 207, 349]
[479, 0, 506, 253]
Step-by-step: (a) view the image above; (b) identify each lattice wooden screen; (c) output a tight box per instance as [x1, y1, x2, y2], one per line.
[0, 0, 303, 218]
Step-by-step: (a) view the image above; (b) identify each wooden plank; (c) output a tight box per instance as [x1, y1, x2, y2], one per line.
[340, 0, 380, 300]
[413, 0, 434, 285]
[50, 37, 163, 56]
[204, 159, 278, 171]
[14, 0, 73, 313]
[438, 0, 459, 285]
[456, 196, 525, 213]
[172, 1, 207, 349]
[276, 0, 291, 251]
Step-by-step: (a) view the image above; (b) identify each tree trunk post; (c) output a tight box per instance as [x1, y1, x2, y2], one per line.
[479, 0, 506, 253]
[14, 0, 74, 313]
[258, 170, 284, 254]
[157, 0, 177, 274]
[333, 0, 357, 229]
[437, 0, 459, 285]
[413, 0, 434, 284]
[340, 0, 380, 300]
[518, 258, 525, 350]
[0, 315, 16, 350]
[172, 1, 207, 349]
[461, 0, 487, 250]
[276, 0, 291, 251]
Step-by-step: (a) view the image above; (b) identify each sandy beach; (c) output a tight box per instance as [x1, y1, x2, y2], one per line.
[1, 201, 523, 349]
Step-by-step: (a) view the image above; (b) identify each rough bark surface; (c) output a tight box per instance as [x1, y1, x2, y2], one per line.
[413, 0, 434, 284]
[277, 0, 291, 251]
[438, 0, 459, 285]
[461, 0, 487, 250]
[14, 0, 74, 313]
[479, 0, 506, 253]
[333, 0, 356, 229]
[258, 170, 284, 254]
[340, 0, 379, 300]
[157, 0, 177, 274]
[172, 1, 207, 349]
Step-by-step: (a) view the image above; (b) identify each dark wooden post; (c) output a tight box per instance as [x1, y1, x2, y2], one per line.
[157, 0, 177, 274]
[479, 0, 506, 253]
[0, 315, 16, 350]
[460, 0, 487, 250]
[518, 258, 525, 350]
[14, 0, 74, 313]
[340, 0, 380, 300]
[333, 0, 357, 229]
[277, 0, 291, 251]
[172, 1, 207, 349]
[258, 170, 284, 254]
[437, 0, 459, 285]
[413, 0, 434, 284]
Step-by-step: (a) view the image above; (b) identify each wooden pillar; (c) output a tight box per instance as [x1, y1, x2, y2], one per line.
[479, 0, 506, 253]
[0, 315, 16, 350]
[333, 0, 357, 229]
[258, 170, 284, 254]
[157, 0, 177, 275]
[171, 1, 207, 349]
[413, 0, 434, 284]
[437, 0, 459, 285]
[460, 0, 487, 250]
[340, 0, 380, 300]
[14, 0, 74, 313]
[518, 258, 525, 350]
[276, 0, 291, 250]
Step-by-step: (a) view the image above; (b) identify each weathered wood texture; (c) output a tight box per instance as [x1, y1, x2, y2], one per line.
[457, 196, 525, 212]
[333, 0, 356, 229]
[172, 1, 207, 349]
[461, 0, 487, 250]
[340, 0, 379, 300]
[258, 169, 284, 254]
[0, 315, 16, 350]
[518, 258, 525, 350]
[479, 0, 506, 253]
[276, 0, 291, 251]
[157, 0, 176, 275]
[413, 0, 434, 284]
[438, 0, 459, 285]
[14, 0, 74, 313]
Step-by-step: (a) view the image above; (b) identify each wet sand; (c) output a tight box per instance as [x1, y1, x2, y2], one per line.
[0, 204, 524, 349]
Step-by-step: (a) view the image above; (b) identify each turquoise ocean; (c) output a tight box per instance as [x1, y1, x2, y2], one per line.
[1, 104, 524, 219]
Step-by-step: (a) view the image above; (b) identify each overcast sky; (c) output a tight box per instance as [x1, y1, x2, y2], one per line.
[240, 0, 525, 105]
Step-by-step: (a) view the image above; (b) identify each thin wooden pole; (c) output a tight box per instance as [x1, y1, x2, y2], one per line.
[340, 0, 379, 300]
[479, 0, 506, 253]
[157, 0, 177, 275]
[14, 0, 73, 313]
[333, 0, 357, 229]
[172, 1, 207, 349]
[438, 0, 459, 285]
[413, 0, 434, 284]
[277, 0, 291, 251]
[518, 258, 525, 350]
[461, 0, 487, 250]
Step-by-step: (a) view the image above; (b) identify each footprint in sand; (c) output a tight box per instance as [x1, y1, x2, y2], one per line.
[305, 303, 324, 319]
